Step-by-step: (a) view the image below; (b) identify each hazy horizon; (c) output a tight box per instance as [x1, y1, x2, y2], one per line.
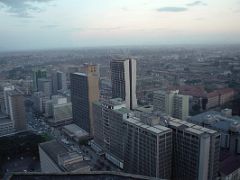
[0, 0, 240, 51]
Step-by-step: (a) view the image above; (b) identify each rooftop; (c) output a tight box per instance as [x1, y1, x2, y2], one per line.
[39, 140, 90, 172]
[189, 111, 240, 133]
[6, 171, 162, 180]
[72, 72, 87, 77]
[39, 140, 67, 166]
[125, 117, 171, 135]
[167, 117, 217, 135]
[62, 124, 89, 138]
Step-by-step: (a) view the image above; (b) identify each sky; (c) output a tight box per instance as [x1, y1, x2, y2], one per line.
[0, 0, 240, 51]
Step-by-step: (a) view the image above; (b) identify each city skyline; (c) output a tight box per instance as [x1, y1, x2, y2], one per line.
[0, 0, 240, 51]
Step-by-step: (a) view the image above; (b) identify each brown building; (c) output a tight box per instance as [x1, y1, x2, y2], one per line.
[70, 64, 99, 136]
[207, 88, 234, 109]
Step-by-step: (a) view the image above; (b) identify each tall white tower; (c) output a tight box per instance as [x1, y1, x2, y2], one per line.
[110, 58, 137, 110]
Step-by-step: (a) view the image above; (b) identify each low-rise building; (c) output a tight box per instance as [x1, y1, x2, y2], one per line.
[39, 140, 90, 173]
[62, 123, 89, 142]
[189, 110, 240, 154]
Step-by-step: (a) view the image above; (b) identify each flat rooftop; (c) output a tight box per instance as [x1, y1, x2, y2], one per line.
[39, 140, 67, 165]
[39, 140, 90, 172]
[168, 117, 217, 135]
[189, 111, 240, 133]
[125, 117, 171, 135]
[7, 171, 162, 180]
[62, 124, 89, 138]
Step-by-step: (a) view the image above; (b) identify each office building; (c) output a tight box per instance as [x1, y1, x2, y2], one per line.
[52, 71, 67, 94]
[3, 85, 15, 115]
[70, 72, 99, 136]
[8, 89, 26, 131]
[33, 69, 47, 91]
[166, 117, 220, 180]
[57, 71, 67, 91]
[93, 99, 172, 179]
[62, 123, 89, 143]
[38, 78, 52, 97]
[39, 140, 90, 173]
[32, 91, 50, 113]
[153, 90, 189, 120]
[82, 63, 99, 76]
[110, 59, 137, 110]
[93, 98, 129, 168]
[123, 116, 172, 179]
[45, 96, 72, 126]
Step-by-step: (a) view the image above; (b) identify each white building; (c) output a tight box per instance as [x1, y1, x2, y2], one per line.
[110, 58, 137, 110]
[153, 90, 189, 120]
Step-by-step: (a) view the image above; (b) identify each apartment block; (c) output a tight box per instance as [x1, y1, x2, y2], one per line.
[153, 90, 189, 120]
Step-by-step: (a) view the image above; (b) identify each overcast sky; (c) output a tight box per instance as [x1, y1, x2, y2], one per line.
[0, 0, 240, 51]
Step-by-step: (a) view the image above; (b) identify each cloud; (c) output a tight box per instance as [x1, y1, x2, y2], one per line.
[186, 1, 207, 7]
[0, 0, 53, 18]
[41, 24, 59, 29]
[157, 7, 188, 12]
[72, 26, 123, 32]
[121, 7, 128, 11]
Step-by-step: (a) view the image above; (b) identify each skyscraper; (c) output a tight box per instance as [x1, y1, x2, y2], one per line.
[110, 59, 137, 110]
[37, 78, 52, 97]
[57, 71, 67, 91]
[93, 100, 172, 178]
[93, 98, 129, 168]
[8, 89, 26, 132]
[32, 69, 47, 91]
[70, 71, 99, 136]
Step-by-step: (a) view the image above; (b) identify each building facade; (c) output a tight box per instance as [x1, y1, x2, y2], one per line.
[8, 89, 26, 132]
[123, 116, 172, 179]
[70, 72, 99, 136]
[93, 98, 128, 168]
[167, 117, 220, 180]
[153, 90, 189, 120]
[110, 59, 137, 110]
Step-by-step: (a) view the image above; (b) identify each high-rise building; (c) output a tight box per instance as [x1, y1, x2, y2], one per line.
[153, 90, 189, 120]
[82, 63, 99, 76]
[166, 117, 220, 180]
[123, 116, 172, 179]
[70, 72, 99, 136]
[32, 91, 50, 113]
[93, 98, 129, 168]
[93, 100, 172, 179]
[3, 85, 15, 115]
[32, 69, 47, 91]
[38, 78, 52, 97]
[110, 59, 137, 110]
[8, 89, 26, 132]
[52, 70, 68, 94]
[57, 71, 67, 91]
